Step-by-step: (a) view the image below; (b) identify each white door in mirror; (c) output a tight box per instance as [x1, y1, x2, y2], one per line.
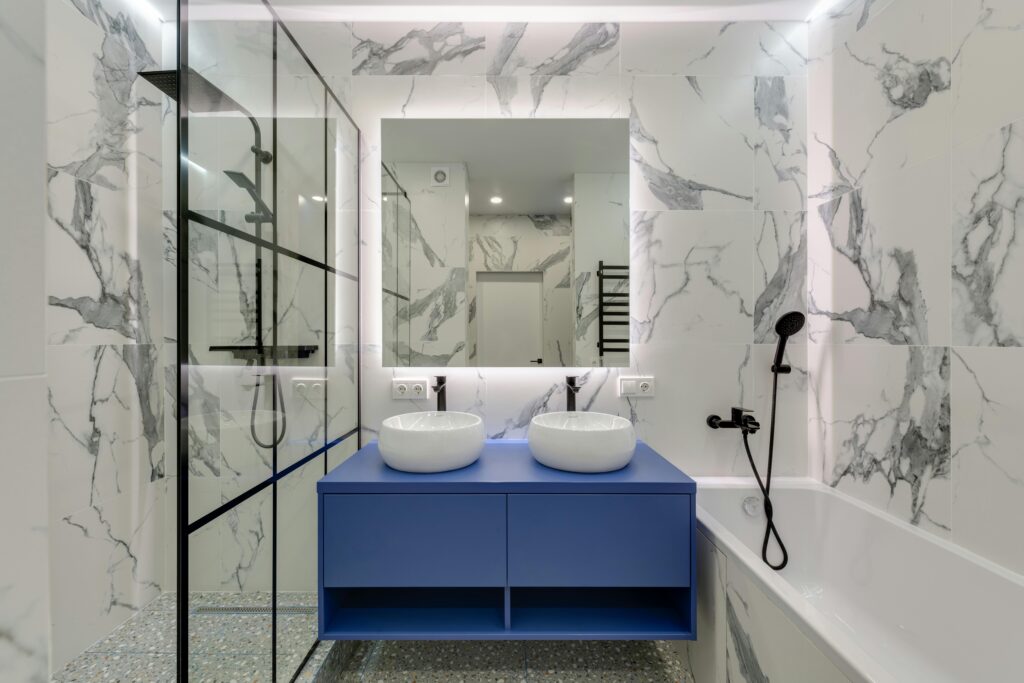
[379, 411, 485, 473]
[528, 412, 636, 473]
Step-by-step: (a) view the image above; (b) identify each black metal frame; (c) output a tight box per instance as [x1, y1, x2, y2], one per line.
[596, 261, 629, 357]
[176, 2, 362, 680]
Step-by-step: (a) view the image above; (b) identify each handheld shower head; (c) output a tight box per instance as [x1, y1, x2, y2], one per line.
[772, 311, 805, 374]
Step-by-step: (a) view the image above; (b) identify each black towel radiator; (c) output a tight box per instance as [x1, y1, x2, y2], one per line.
[597, 261, 629, 359]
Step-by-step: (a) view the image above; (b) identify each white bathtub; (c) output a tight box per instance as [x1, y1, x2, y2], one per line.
[693, 478, 1024, 683]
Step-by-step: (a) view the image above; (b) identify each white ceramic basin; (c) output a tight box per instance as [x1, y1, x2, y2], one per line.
[379, 411, 485, 473]
[527, 411, 636, 473]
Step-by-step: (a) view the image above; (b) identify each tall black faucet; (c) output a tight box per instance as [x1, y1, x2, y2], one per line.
[432, 375, 447, 411]
[566, 375, 579, 411]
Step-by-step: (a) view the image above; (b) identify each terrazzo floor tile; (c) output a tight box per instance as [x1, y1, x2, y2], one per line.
[52, 653, 176, 682]
[337, 640, 529, 682]
[524, 641, 691, 682]
[87, 610, 175, 655]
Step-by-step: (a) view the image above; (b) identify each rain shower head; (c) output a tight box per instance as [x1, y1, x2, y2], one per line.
[224, 170, 274, 223]
[138, 69, 247, 115]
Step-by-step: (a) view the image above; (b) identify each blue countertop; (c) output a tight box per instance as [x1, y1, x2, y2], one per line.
[318, 439, 695, 494]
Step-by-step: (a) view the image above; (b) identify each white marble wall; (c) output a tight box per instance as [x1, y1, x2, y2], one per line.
[0, 3, 50, 680]
[677, 532, 850, 682]
[572, 173, 629, 367]
[386, 161, 470, 366]
[302, 19, 810, 477]
[809, 0, 1024, 575]
[44, 0, 169, 671]
[466, 214, 573, 365]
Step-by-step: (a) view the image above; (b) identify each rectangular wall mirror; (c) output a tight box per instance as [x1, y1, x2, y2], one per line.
[381, 118, 629, 368]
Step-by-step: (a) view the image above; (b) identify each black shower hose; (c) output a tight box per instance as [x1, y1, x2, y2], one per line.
[250, 361, 287, 449]
[741, 370, 789, 571]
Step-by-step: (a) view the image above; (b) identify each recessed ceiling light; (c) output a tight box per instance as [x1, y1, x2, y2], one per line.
[311, 195, 327, 202]
[490, 196, 503, 205]
[563, 196, 573, 204]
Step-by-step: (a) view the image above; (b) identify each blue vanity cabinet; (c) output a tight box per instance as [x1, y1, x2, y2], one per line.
[318, 440, 696, 640]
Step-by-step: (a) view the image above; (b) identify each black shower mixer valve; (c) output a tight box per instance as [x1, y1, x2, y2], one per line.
[706, 407, 760, 435]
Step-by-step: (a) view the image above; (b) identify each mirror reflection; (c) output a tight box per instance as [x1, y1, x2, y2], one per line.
[382, 118, 629, 368]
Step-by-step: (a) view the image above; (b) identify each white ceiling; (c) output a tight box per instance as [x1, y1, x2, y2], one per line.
[383, 119, 628, 215]
[183, 1, 824, 23]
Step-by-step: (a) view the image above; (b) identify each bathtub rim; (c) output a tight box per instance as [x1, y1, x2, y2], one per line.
[694, 476, 1024, 683]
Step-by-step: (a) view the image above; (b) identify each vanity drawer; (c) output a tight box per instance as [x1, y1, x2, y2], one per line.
[322, 494, 506, 587]
[507, 494, 691, 587]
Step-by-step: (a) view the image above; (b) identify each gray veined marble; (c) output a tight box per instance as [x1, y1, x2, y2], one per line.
[352, 23, 485, 75]
[754, 77, 807, 211]
[408, 268, 467, 342]
[489, 23, 619, 77]
[829, 346, 950, 529]
[630, 80, 754, 211]
[809, 190, 930, 345]
[754, 212, 807, 343]
[726, 593, 769, 683]
[952, 122, 1024, 347]
[50, 0, 159, 189]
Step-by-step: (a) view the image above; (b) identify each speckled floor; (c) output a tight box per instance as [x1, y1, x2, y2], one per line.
[52, 593, 693, 682]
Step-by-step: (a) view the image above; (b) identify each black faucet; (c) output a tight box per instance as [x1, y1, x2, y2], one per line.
[432, 375, 447, 412]
[566, 376, 580, 411]
[707, 407, 759, 434]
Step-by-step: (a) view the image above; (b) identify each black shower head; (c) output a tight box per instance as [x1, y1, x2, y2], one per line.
[138, 69, 248, 115]
[772, 311, 805, 374]
[775, 311, 806, 338]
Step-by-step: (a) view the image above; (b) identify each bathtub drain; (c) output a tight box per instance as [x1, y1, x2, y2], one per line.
[742, 496, 762, 517]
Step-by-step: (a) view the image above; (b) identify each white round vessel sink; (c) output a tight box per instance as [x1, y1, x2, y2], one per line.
[527, 411, 636, 473]
[379, 411, 485, 473]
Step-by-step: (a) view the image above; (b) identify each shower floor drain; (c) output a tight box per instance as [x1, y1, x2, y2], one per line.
[194, 605, 316, 615]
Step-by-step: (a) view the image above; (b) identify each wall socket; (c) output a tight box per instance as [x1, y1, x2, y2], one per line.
[392, 378, 430, 400]
[618, 376, 655, 397]
[291, 377, 327, 400]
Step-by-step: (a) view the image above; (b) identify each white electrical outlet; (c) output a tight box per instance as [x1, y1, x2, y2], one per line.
[392, 378, 430, 400]
[618, 376, 655, 397]
[291, 377, 327, 400]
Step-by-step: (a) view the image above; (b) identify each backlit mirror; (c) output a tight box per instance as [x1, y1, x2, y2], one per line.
[381, 118, 629, 368]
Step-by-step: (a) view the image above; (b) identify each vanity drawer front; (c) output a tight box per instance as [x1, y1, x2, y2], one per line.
[507, 494, 691, 587]
[322, 494, 506, 587]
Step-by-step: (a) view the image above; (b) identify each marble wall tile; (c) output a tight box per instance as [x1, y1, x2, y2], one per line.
[952, 121, 1024, 347]
[951, 0, 1024, 146]
[406, 266, 468, 366]
[725, 564, 849, 682]
[807, 0, 951, 199]
[678, 532, 726, 683]
[0, 0, 46, 378]
[351, 23, 488, 75]
[629, 76, 754, 211]
[951, 347, 1024, 576]
[48, 344, 165, 518]
[0, 378, 50, 683]
[49, 479, 165, 670]
[629, 342, 752, 475]
[754, 76, 807, 211]
[485, 74, 626, 118]
[631, 211, 753, 346]
[484, 23, 620, 77]
[808, 0, 898, 59]
[750, 343, 808, 477]
[817, 344, 951, 536]
[47, 169, 161, 346]
[188, 481, 273, 593]
[807, 154, 951, 346]
[622, 21, 807, 77]
[46, 0, 161, 192]
[754, 211, 807, 344]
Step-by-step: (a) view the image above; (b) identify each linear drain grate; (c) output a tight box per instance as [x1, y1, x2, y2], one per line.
[194, 605, 316, 615]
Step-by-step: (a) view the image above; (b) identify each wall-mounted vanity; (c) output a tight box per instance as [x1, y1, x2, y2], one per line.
[317, 441, 696, 640]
